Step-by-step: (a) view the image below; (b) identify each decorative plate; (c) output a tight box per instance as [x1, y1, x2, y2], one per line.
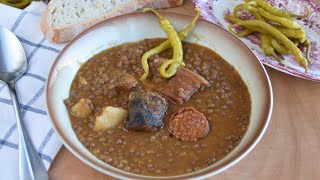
[194, 0, 320, 81]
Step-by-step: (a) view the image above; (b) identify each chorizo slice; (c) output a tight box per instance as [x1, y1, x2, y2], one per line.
[168, 107, 209, 141]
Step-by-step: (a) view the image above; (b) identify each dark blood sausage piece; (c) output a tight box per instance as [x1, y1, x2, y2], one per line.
[160, 67, 210, 104]
[168, 107, 209, 141]
[126, 87, 168, 131]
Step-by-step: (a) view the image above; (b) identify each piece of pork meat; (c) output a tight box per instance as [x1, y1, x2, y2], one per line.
[117, 72, 138, 91]
[98, 69, 137, 97]
[160, 67, 210, 104]
[126, 87, 168, 131]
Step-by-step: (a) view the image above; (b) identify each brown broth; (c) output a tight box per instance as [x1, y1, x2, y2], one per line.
[66, 39, 251, 176]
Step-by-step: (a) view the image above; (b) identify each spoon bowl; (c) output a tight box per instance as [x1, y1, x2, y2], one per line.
[0, 26, 27, 83]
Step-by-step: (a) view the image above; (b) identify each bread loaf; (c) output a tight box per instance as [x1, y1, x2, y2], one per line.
[41, 0, 184, 43]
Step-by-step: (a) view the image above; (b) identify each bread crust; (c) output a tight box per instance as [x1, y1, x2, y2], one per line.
[41, 0, 184, 43]
[145, 0, 183, 9]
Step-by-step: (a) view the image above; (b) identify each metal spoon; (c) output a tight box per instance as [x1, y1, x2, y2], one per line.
[0, 26, 48, 180]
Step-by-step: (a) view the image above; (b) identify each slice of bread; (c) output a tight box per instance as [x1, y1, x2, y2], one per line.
[41, 0, 184, 43]
[145, 0, 183, 9]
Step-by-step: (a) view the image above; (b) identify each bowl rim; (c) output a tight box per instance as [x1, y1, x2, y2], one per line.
[46, 11, 273, 180]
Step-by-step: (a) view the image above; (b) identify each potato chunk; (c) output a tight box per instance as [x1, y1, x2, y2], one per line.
[95, 106, 128, 131]
[78, 76, 88, 85]
[70, 98, 93, 118]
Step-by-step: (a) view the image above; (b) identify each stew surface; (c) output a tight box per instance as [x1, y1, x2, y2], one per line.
[65, 39, 251, 176]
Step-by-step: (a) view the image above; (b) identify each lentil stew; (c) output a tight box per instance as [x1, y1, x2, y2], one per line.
[64, 38, 251, 176]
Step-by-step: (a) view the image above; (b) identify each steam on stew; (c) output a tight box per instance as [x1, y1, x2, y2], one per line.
[64, 39, 251, 176]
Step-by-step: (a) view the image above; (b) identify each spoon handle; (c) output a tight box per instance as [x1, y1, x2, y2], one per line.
[8, 83, 49, 180]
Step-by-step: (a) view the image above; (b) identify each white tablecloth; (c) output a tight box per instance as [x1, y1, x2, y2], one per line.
[0, 2, 66, 179]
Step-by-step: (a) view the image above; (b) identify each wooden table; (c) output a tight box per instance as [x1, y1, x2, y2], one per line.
[48, 0, 320, 179]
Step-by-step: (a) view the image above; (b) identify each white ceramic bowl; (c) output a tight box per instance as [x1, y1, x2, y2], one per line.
[46, 11, 273, 179]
